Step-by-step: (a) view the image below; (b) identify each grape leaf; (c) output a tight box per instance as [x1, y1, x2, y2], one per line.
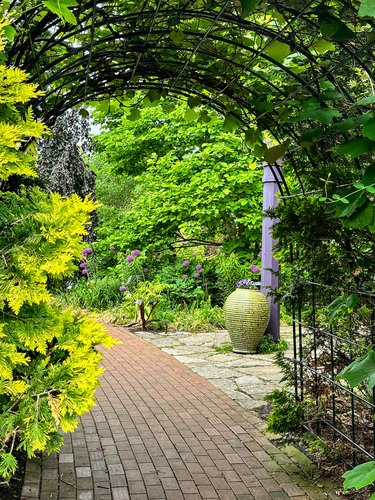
[343, 461, 375, 491]
[264, 140, 291, 164]
[318, 13, 355, 41]
[310, 39, 336, 54]
[334, 190, 367, 218]
[301, 107, 342, 124]
[264, 40, 291, 63]
[223, 114, 241, 132]
[331, 113, 372, 132]
[184, 108, 199, 122]
[240, 0, 261, 17]
[4, 25, 16, 41]
[43, 0, 78, 24]
[353, 96, 375, 107]
[127, 108, 141, 121]
[299, 127, 323, 146]
[170, 31, 184, 44]
[338, 349, 375, 389]
[358, 0, 375, 19]
[363, 163, 375, 186]
[344, 201, 374, 228]
[335, 138, 374, 158]
[187, 96, 202, 108]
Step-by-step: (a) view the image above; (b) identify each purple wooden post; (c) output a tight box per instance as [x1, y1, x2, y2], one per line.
[261, 164, 281, 341]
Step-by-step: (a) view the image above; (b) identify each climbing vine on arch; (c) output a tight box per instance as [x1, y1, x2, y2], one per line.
[2, 0, 373, 231]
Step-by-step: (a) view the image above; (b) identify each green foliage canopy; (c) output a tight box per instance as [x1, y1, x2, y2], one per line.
[2, 0, 374, 233]
[92, 103, 263, 255]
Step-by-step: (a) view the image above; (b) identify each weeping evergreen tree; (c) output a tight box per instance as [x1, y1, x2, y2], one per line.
[37, 108, 95, 199]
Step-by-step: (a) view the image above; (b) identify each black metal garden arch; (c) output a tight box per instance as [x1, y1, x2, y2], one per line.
[4, 0, 375, 468]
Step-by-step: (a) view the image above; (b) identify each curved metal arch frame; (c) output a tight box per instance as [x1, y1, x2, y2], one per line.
[6, 0, 374, 193]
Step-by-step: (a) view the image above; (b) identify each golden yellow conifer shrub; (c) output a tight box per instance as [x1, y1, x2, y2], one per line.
[0, 19, 116, 481]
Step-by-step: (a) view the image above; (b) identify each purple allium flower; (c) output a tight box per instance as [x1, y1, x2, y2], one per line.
[182, 274, 188, 279]
[195, 264, 203, 271]
[126, 255, 134, 263]
[119, 286, 127, 292]
[193, 272, 200, 279]
[251, 265, 261, 274]
[131, 249, 141, 257]
[82, 247, 92, 256]
[109, 245, 115, 251]
[182, 260, 190, 267]
[143, 268, 149, 273]
[82, 269, 88, 276]
[79, 262, 88, 269]
[199, 268, 204, 273]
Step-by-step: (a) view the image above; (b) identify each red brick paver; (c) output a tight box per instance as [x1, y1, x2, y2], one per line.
[21, 326, 337, 499]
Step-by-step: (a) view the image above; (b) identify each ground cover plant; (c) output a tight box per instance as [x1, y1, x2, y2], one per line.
[213, 335, 288, 355]
[0, 20, 115, 482]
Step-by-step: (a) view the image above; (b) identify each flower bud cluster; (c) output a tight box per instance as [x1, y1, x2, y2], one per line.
[181, 257, 206, 286]
[120, 249, 143, 292]
[80, 247, 93, 277]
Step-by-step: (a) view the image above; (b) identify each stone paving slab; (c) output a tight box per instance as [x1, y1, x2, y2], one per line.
[21, 325, 341, 499]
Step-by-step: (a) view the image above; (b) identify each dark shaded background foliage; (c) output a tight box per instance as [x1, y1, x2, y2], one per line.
[37, 109, 95, 199]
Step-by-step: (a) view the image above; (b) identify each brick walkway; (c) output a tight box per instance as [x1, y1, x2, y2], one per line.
[21, 325, 338, 500]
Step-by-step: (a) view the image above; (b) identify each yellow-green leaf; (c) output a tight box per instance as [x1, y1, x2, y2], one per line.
[264, 40, 290, 63]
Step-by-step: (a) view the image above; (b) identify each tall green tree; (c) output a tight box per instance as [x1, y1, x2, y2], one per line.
[93, 102, 263, 256]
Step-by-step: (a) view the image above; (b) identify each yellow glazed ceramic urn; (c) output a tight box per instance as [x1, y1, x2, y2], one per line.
[224, 288, 270, 354]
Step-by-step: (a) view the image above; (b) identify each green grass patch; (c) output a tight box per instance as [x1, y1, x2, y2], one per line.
[212, 342, 233, 354]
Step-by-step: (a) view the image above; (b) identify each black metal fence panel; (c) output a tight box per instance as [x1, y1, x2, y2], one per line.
[289, 281, 375, 466]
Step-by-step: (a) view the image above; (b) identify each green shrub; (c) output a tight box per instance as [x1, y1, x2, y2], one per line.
[119, 281, 166, 329]
[157, 299, 225, 332]
[212, 342, 233, 354]
[211, 336, 288, 355]
[257, 335, 289, 354]
[57, 247, 151, 311]
[0, 305, 115, 475]
[214, 254, 251, 303]
[109, 297, 224, 333]
[264, 389, 305, 434]
[154, 257, 209, 306]
[60, 276, 123, 310]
